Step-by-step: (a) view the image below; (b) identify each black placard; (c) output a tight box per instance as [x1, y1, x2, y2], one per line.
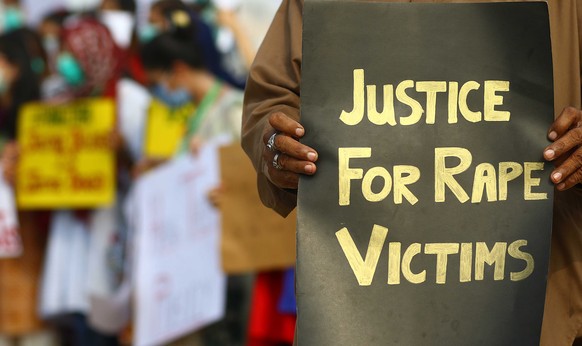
[297, 2, 554, 345]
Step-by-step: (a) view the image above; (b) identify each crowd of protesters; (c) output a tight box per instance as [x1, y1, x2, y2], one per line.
[0, 0, 294, 345]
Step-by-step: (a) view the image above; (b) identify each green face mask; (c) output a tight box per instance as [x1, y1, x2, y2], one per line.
[4, 7, 24, 32]
[57, 52, 85, 86]
[138, 23, 160, 43]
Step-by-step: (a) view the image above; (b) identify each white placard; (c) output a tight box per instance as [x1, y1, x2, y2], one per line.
[0, 170, 21, 258]
[132, 146, 226, 346]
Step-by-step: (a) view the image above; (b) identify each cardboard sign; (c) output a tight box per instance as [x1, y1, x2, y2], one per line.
[0, 173, 21, 258]
[143, 99, 196, 158]
[16, 98, 115, 208]
[131, 147, 226, 346]
[219, 144, 296, 274]
[298, 2, 554, 345]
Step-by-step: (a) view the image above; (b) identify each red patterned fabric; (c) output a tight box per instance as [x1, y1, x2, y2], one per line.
[62, 17, 123, 98]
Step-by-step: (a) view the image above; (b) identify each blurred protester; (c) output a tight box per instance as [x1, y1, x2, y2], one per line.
[214, 5, 254, 69]
[0, 0, 25, 33]
[138, 31, 251, 346]
[0, 28, 57, 346]
[37, 16, 125, 346]
[98, 0, 136, 50]
[38, 10, 72, 100]
[0, 29, 43, 140]
[41, 16, 122, 101]
[39, 10, 71, 72]
[191, 0, 255, 84]
[136, 30, 242, 173]
[142, 0, 247, 90]
[17, 28, 48, 80]
[59, 17, 122, 98]
[97, 0, 148, 83]
[0, 1, 282, 345]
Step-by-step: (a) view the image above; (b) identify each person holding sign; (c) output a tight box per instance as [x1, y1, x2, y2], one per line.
[137, 30, 243, 172]
[141, 0, 247, 90]
[32, 16, 125, 346]
[0, 28, 53, 341]
[242, 0, 582, 345]
[138, 27, 253, 345]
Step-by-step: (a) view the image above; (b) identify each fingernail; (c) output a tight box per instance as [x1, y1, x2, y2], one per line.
[305, 164, 314, 173]
[558, 183, 566, 190]
[553, 172, 562, 182]
[307, 152, 317, 161]
[544, 149, 555, 160]
[548, 131, 558, 141]
[296, 128, 305, 137]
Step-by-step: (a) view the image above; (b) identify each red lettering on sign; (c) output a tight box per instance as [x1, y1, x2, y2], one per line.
[71, 171, 105, 191]
[24, 170, 61, 193]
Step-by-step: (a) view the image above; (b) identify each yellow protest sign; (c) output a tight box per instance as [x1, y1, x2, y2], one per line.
[16, 98, 115, 209]
[144, 99, 196, 158]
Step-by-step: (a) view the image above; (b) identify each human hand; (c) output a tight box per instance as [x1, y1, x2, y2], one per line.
[110, 129, 125, 152]
[262, 112, 318, 190]
[216, 9, 238, 31]
[544, 107, 582, 190]
[189, 136, 203, 156]
[132, 157, 166, 179]
[208, 184, 224, 208]
[215, 8, 254, 69]
[1, 141, 19, 186]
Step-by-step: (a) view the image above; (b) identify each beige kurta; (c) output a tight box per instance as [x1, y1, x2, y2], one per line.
[242, 0, 582, 344]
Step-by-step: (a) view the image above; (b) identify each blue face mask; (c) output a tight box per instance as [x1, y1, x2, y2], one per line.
[152, 83, 191, 108]
[57, 52, 85, 86]
[4, 7, 24, 32]
[139, 24, 160, 43]
[43, 35, 60, 56]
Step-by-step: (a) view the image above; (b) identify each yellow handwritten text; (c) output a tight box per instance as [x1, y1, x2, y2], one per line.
[340, 69, 510, 126]
[336, 224, 534, 286]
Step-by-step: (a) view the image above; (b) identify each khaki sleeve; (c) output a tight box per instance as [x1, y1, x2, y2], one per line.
[241, 0, 304, 217]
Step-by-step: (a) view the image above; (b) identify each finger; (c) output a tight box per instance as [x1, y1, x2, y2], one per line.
[548, 107, 582, 141]
[268, 112, 305, 138]
[556, 168, 582, 191]
[551, 148, 575, 168]
[274, 134, 318, 162]
[262, 151, 317, 175]
[267, 166, 300, 189]
[544, 126, 582, 161]
[207, 188, 222, 207]
[278, 153, 317, 175]
[550, 146, 582, 185]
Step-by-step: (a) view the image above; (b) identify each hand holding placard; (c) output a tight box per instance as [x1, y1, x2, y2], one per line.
[297, 2, 555, 344]
[262, 112, 318, 189]
[544, 107, 582, 190]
